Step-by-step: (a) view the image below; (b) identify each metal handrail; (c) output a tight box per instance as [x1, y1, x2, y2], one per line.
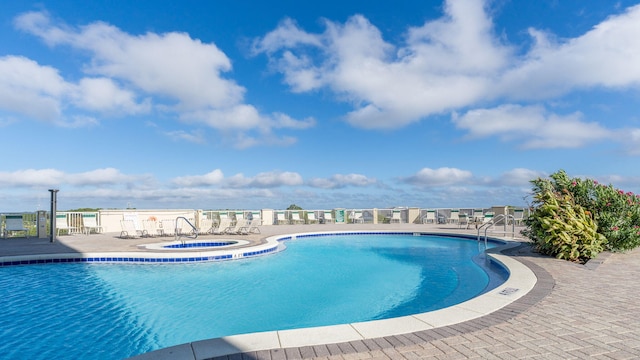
[175, 216, 198, 244]
[477, 214, 515, 248]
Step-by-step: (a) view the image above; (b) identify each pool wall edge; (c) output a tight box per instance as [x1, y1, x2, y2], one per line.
[129, 234, 537, 360]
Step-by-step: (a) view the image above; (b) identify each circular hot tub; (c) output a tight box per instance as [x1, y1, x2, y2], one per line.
[138, 239, 249, 250]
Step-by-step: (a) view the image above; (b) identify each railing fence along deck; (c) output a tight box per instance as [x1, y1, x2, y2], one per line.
[0, 207, 529, 236]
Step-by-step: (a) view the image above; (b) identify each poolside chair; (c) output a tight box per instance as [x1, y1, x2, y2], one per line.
[56, 214, 78, 236]
[306, 212, 318, 224]
[350, 210, 364, 223]
[323, 211, 334, 224]
[247, 218, 261, 234]
[390, 210, 402, 223]
[142, 219, 162, 237]
[458, 213, 469, 229]
[291, 212, 305, 224]
[276, 211, 289, 225]
[123, 213, 147, 237]
[212, 218, 232, 234]
[482, 212, 495, 225]
[422, 210, 436, 224]
[120, 220, 142, 238]
[198, 218, 214, 234]
[160, 219, 176, 236]
[234, 211, 244, 222]
[448, 209, 460, 224]
[233, 219, 253, 235]
[512, 209, 525, 226]
[3, 214, 29, 238]
[472, 209, 484, 223]
[81, 213, 103, 235]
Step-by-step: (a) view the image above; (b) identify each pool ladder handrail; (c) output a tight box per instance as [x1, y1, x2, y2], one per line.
[175, 216, 198, 244]
[476, 214, 515, 248]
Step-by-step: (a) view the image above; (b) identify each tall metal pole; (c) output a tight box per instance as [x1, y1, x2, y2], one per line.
[49, 189, 59, 243]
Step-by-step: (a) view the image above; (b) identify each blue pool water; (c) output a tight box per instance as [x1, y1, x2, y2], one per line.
[0, 233, 507, 359]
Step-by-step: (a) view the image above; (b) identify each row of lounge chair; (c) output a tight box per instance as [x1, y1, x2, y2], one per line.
[118, 217, 261, 239]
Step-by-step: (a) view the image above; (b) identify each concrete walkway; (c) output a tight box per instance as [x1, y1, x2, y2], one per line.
[2, 223, 639, 359]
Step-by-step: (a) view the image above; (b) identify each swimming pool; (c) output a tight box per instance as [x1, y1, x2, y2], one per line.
[0, 232, 509, 360]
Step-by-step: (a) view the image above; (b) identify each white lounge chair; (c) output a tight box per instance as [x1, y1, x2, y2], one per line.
[512, 209, 525, 225]
[390, 210, 402, 223]
[142, 219, 162, 237]
[483, 212, 495, 225]
[123, 213, 146, 236]
[448, 209, 460, 224]
[247, 218, 261, 234]
[306, 212, 318, 224]
[350, 210, 364, 223]
[422, 210, 436, 224]
[213, 218, 232, 234]
[120, 220, 141, 238]
[291, 212, 305, 224]
[56, 214, 78, 236]
[458, 213, 469, 229]
[472, 209, 484, 223]
[82, 213, 103, 235]
[232, 219, 252, 234]
[160, 219, 176, 236]
[323, 211, 334, 224]
[3, 214, 29, 238]
[276, 211, 289, 225]
[198, 218, 214, 234]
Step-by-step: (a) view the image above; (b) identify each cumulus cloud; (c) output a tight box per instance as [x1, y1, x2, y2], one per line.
[252, 0, 640, 145]
[72, 77, 150, 114]
[307, 173, 377, 189]
[253, 1, 509, 129]
[497, 4, 640, 99]
[172, 169, 304, 189]
[497, 168, 547, 187]
[172, 169, 225, 187]
[0, 56, 66, 121]
[403, 167, 473, 187]
[452, 104, 614, 149]
[11, 10, 314, 147]
[0, 167, 147, 188]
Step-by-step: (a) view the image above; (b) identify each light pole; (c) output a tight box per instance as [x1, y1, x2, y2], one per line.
[49, 189, 59, 243]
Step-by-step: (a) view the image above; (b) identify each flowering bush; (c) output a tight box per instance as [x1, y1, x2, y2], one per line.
[526, 170, 640, 253]
[523, 188, 605, 262]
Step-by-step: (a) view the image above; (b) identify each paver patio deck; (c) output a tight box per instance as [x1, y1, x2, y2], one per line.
[2, 222, 639, 359]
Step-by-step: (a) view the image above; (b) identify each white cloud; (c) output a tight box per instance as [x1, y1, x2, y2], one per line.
[497, 168, 547, 187]
[403, 167, 473, 186]
[252, 0, 510, 128]
[0, 55, 66, 121]
[172, 169, 225, 187]
[498, 4, 640, 99]
[307, 173, 377, 189]
[0, 169, 65, 187]
[68, 168, 144, 186]
[12, 11, 314, 147]
[172, 169, 304, 189]
[248, 171, 304, 188]
[452, 104, 613, 149]
[252, 0, 640, 142]
[0, 168, 146, 188]
[72, 77, 150, 114]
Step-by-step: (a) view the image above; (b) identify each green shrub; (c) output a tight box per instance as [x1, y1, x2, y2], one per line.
[523, 188, 606, 263]
[527, 170, 640, 253]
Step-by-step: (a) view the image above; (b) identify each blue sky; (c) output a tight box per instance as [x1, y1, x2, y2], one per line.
[1, 0, 640, 212]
